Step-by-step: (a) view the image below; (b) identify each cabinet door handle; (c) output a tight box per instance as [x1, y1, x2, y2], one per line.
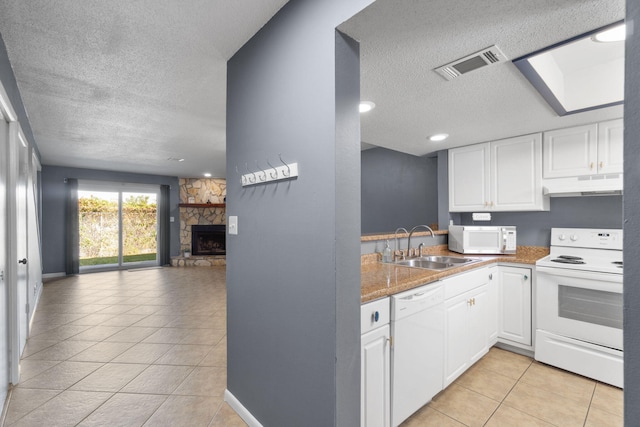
[489, 273, 493, 280]
[590, 162, 595, 170]
[599, 161, 604, 169]
[524, 275, 528, 280]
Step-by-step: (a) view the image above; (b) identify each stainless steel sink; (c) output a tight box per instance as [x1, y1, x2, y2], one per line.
[419, 255, 477, 264]
[395, 256, 480, 271]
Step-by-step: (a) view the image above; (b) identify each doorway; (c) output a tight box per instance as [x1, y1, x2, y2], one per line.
[78, 182, 160, 271]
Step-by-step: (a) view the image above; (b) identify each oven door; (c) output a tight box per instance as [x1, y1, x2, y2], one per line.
[536, 266, 623, 350]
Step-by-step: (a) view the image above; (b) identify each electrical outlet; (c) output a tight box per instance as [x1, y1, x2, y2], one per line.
[472, 212, 492, 221]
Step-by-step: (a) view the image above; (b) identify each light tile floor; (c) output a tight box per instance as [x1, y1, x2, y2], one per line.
[401, 347, 624, 427]
[3, 266, 247, 427]
[3, 267, 624, 426]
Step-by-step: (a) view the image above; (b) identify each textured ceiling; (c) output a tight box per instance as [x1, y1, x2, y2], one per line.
[0, 0, 627, 178]
[0, 0, 289, 178]
[339, 0, 625, 156]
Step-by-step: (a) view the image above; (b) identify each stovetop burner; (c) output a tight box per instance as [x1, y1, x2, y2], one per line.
[550, 254, 586, 264]
[558, 255, 583, 261]
[551, 258, 586, 264]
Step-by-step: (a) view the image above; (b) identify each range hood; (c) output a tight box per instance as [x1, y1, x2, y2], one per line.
[543, 174, 623, 197]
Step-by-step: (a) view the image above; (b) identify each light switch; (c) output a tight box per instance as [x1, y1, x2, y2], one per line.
[170, 216, 175, 223]
[229, 216, 238, 235]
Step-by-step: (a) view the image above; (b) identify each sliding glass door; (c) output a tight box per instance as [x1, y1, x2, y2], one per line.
[78, 182, 159, 271]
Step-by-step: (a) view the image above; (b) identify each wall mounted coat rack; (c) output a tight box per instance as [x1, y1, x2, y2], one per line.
[239, 155, 299, 187]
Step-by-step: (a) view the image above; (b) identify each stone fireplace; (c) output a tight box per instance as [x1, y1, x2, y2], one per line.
[191, 225, 226, 255]
[172, 177, 227, 267]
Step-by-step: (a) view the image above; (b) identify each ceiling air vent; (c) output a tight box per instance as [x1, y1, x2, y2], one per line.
[435, 45, 507, 81]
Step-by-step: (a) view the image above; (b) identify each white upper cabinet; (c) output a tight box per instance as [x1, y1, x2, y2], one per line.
[449, 133, 548, 212]
[597, 119, 624, 174]
[448, 143, 490, 212]
[543, 124, 597, 178]
[543, 119, 623, 178]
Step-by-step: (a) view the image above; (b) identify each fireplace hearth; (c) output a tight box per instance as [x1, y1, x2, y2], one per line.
[191, 225, 226, 255]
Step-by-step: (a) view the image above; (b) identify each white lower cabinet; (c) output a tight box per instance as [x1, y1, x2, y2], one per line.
[498, 266, 532, 347]
[361, 298, 390, 427]
[442, 267, 491, 388]
[364, 263, 534, 425]
[487, 266, 499, 345]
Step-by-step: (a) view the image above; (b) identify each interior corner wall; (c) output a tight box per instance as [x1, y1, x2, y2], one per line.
[225, 0, 372, 425]
[624, 0, 640, 423]
[437, 150, 453, 230]
[41, 165, 180, 274]
[0, 33, 39, 158]
[361, 147, 438, 233]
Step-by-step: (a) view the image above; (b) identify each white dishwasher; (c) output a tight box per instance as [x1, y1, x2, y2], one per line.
[391, 283, 444, 427]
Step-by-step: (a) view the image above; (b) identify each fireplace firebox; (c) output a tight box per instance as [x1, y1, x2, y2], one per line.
[191, 225, 226, 255]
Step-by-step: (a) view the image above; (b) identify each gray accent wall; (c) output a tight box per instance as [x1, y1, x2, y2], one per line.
[624, 0, 640, 423]
[437, 150, 454, 230]
[361, 147, 438, 234]
[458, 196, 623, 246]
[41, 165, 180, 274]
[225, 0, 371, 425]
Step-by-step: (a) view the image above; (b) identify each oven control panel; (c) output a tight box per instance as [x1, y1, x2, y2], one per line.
[550, 228, 623, 250]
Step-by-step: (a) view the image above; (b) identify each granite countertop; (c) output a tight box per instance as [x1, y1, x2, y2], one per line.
[361, 245, 549, 303]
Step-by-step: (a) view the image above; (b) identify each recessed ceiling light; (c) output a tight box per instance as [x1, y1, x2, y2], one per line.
[203, 173, 212, 177]
[178, 158, 185, 162]
[429, 133, 449, 142]
[359, 101, 376, 113]
[592, 24, 626, 43]
[167, 157, 185, 162]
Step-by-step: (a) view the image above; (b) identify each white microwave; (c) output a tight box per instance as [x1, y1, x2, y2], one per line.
[448, 225, 517, 255]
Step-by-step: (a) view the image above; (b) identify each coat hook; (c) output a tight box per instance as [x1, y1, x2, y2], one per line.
[245, 163, 256, 183]
[266, 159, 278, 179]
[236, 165, 247, 185]
[279, 154, 291, 177]
[256, 160, 267, 182]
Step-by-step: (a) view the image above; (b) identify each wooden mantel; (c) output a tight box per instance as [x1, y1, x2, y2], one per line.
[179, 203, 226, 208]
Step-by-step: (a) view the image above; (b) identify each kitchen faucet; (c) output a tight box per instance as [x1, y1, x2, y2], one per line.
[394, 227, 409, 260]
[407, 225, 435, 257]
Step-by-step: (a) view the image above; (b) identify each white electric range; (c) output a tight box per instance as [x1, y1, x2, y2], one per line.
[535, 228, 623, 388]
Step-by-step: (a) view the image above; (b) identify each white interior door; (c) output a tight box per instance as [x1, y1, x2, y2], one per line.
[27, 153, 42, 320]
[15, 127, 29, 357]
[0, 111, 10, 401]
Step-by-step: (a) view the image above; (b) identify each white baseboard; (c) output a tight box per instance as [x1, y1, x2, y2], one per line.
[224, 389, 263, 427]
[42, 272, 65, 280]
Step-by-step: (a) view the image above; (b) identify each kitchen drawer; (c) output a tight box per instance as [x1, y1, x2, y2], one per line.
[361, 297, 390, 334]
[443, 267, 490, 300]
